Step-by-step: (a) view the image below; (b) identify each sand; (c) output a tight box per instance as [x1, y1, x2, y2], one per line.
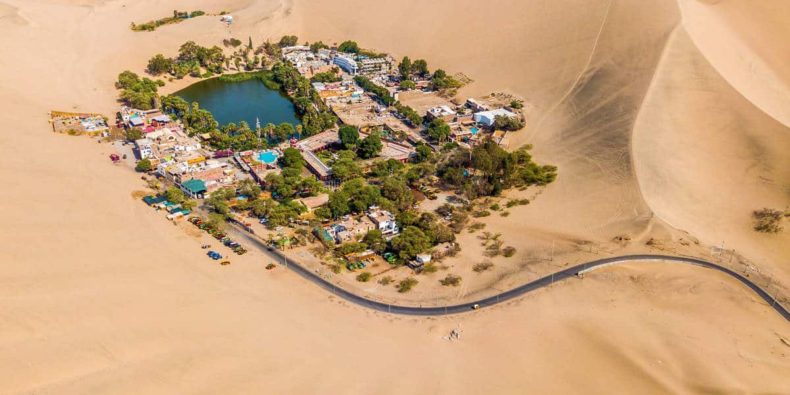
[0, 0, 789, 393]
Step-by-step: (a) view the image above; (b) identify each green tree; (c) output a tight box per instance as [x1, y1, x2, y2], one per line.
[165, 186, 186, 204]
[414, 144, 433, 163]
[238, 179, 262, 199]
[135, 158, 152, 172]
[363, 229, 387, 253]
[280, 147, 304, 170]
[338, 125, 359, 149]
[278, 35, 299, 47]
[207, 212, 227, 230]
[371, 159, 405, 177]
[310, 41, 328, 53]
[357, 132, 383, 159]
[398, 56, 412, 79]
[492, 115, 525, 131]
[411, 59, 429, 76]
[399, 80, 416, 90]
[337, 40, 359, 54]
[161, 95, 189, 118]
[115, 71, 160, 110]
[391, 226, 431, 260]
[126, 128, 143, 141]
[331, 158, 361, 181]
[147, 54, 173, 75]
[183, 102, 218, 134]
[181, 199, 197, 211]
[394, 102, 423, 126]
[337, 242, 367, 256]
[381, 177, 414, 211]
[327, 191, 350, 218]
[310, 68, 341, 83]
[426, 118, 451, 143]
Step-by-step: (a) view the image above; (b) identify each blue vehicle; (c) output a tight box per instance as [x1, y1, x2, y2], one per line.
[207, 251, 222, 260]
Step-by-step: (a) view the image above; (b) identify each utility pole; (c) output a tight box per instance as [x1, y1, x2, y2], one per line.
[719, 241, 725, 262]
[256, 117, 261, 151]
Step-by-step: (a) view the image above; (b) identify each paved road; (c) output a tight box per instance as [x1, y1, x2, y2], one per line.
[228, 225, 790, 321]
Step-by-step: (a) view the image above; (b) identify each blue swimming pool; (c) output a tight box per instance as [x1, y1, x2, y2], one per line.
[470, 127, 480, 135]
[258, 150, 279, 165]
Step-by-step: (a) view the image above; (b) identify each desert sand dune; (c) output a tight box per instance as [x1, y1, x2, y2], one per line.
[633, 26, 790, 283]
[0, 0, 788, 393]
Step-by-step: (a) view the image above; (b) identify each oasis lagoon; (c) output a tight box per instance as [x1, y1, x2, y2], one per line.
[175, 77, 300, 128]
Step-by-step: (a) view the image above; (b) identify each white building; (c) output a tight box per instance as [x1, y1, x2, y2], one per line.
[416, 254, 432, 264]
[333, 55, 358, 75]
[427, 105, 456, 121]
[367, 207, 399, 236]
[135, 138, 153, 159]
[473, 109, 518, 127]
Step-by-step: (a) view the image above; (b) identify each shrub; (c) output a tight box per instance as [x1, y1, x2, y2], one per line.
[472, 210, 490, 218]
[468, 222, 486, 233]
[493, 115, 525, 131]
[356, 272, 372, 282]
[397, 277, 418, 293]
[135, 158, 152, 172]
[753, 208, 785, 233]
[421, 263, 438, 274]
[502, 246, 516, 257]
[378, 276, 393, 285]
[278, 35, 299, 47]
[473, 261, 494, 273]
[440, 274, 462, 287]
[490, 203, 500, 211]
[506, 198, 529, 208]
[500, 211, 510, 217]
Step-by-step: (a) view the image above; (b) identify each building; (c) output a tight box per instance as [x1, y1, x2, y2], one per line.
[466, 98, 489, 112]
[473, 109, 518, 127]
[302, 150, 332, 180]
[296, 194, 330, 212]
[180, 178, 207, 199]
[333, 55, 358, 75]
[367, 207, 399, 236]
[358, 58, 392, 75]
[427, 105, 456, 122]
[281, 45, 310, 54]
[150, 114, 171, 127]
[408, 253, 432, 269]
[358, 131, 415, 163]
[294, 129, 340, 180]
[135, 138, 153, 159]
[128, 115, 144, 128]
[325, 216, 375, 244]
[416, 254, 432, 264]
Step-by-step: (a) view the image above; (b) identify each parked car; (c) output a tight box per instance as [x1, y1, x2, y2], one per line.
[207, 251, 222, 260]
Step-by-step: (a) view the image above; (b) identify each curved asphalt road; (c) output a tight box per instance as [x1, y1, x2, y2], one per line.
[228, 225, 790, 321]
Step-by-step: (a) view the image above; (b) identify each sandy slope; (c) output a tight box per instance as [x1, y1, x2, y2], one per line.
[633, 26, 790, 283]
[0, 0, 789, 393]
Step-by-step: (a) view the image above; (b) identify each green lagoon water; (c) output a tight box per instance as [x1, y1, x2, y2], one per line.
[175, 78, 300, 127]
